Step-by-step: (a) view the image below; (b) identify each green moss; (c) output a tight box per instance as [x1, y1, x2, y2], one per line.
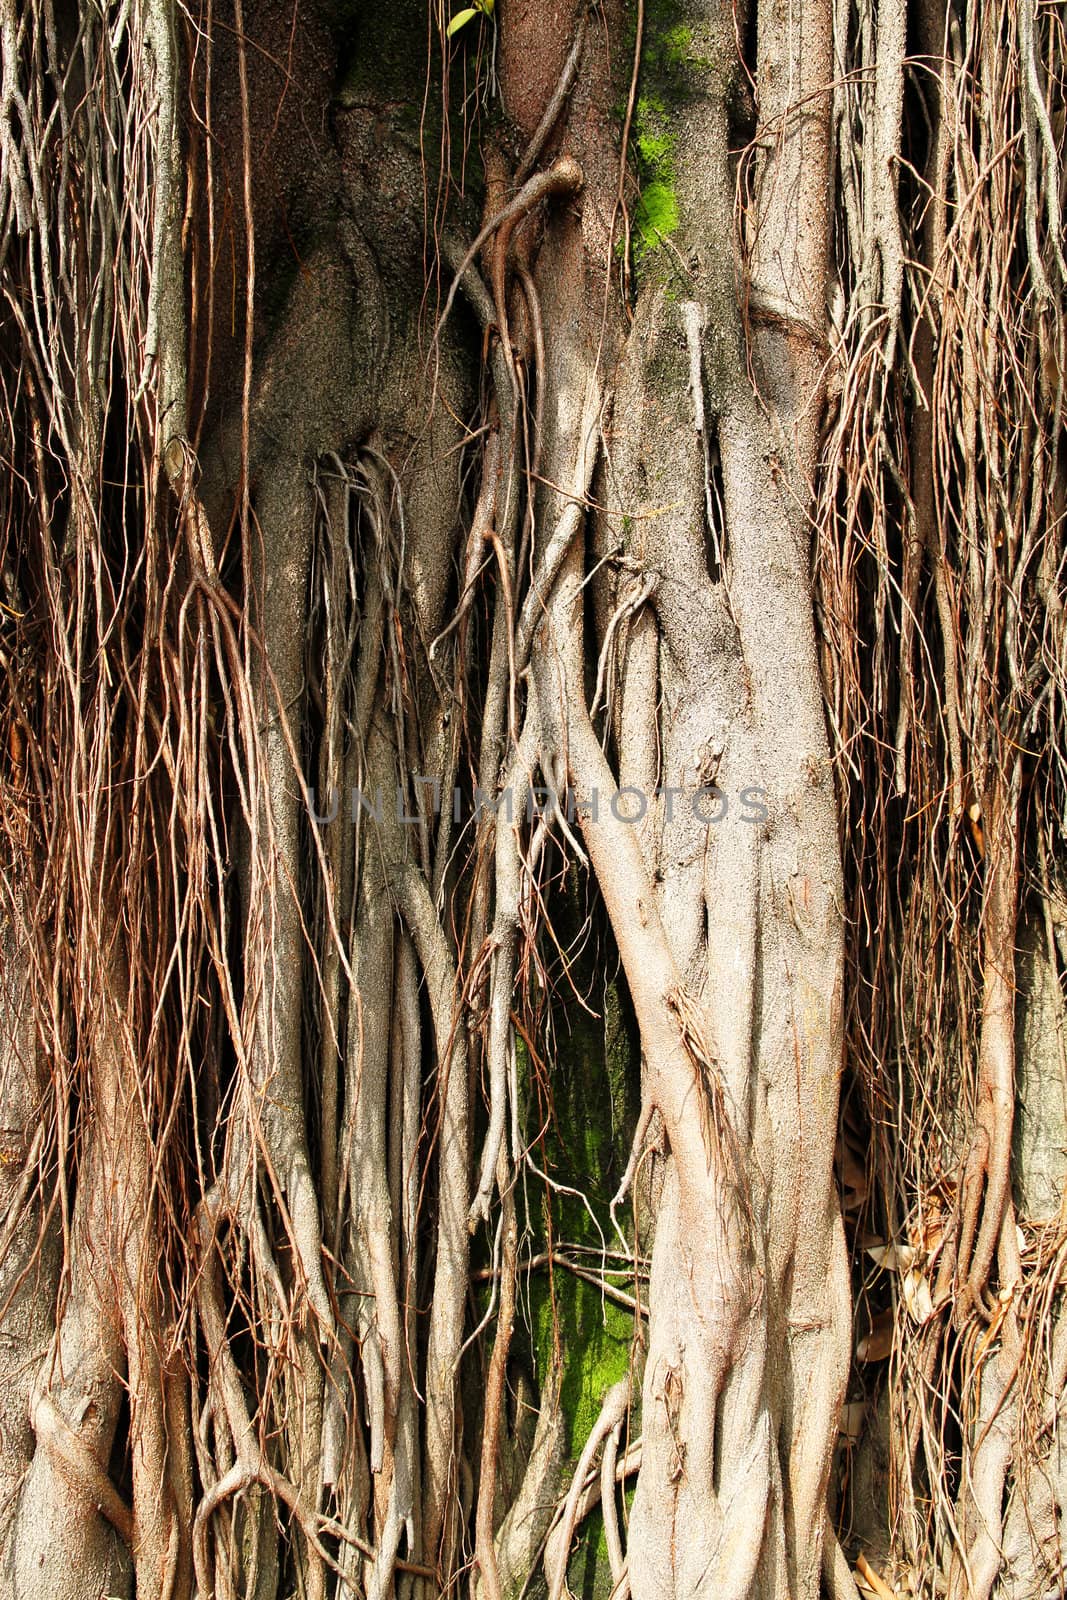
[567, 1489, 637, 1600]
[620, 0, 739, 277]
[630, 93, 679, 262]
[533, 1279, 631, 1457]
[635, 108, 674, 171]
[660, 22, 693, 65]
[633, 179, 680, 257]
[511, 930, 640, 1595]
[642, 0, 728, 81]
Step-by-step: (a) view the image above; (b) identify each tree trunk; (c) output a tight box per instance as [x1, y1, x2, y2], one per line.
[1, 0, 1065, 1596]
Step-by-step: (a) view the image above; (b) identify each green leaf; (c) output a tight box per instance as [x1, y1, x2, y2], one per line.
[446, 7, 479, 35]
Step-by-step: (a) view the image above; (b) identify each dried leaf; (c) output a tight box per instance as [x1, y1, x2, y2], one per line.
[903, 1267, 935, 1325]
[838, 1139, 869, 1213]
[867, 1241, 916, 1272]
[856, 1307, 893, 1362]
[855, 1551, 898, 1599]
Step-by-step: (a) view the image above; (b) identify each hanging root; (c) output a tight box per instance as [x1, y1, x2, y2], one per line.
[545, 1379, 631, 1600]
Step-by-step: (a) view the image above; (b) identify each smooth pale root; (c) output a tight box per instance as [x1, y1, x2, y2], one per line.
[505, 0, 851, 1592]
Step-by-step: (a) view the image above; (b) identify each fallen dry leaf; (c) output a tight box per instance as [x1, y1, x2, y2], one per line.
[867, 1241, 917, 1272]
[855, 1551, 898, 1599]
[856, 1307, 894, 1363]
[903, 1267, 935, 1325]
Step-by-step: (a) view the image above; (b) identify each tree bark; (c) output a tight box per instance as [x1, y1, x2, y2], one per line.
[2, 0, 1065, 1595]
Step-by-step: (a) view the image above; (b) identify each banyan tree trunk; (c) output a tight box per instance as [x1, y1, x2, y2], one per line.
[1, 0, 1065, 1596]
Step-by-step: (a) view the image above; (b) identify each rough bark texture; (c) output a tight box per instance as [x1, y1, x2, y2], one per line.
[0, 0, 1065, 1596]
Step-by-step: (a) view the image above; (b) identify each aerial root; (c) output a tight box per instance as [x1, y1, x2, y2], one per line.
[545, 1379, 631, 1600]
[821, 1523, 863, 1600]
[436, 156, 585, 349]
[31, 1390, 134, 1548]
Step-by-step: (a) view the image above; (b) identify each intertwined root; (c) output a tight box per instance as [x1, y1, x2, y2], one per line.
[3, 0, 1062, 1592]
